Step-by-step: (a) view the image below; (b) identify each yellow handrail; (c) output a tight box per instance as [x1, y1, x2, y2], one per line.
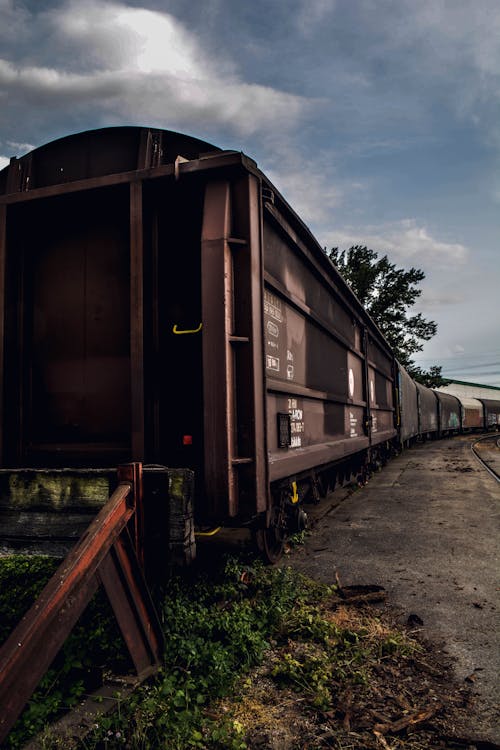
[195, 526, 221, 537]
[173, 323, 203, 335]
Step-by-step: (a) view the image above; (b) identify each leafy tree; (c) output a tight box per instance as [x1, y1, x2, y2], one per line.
[328, 246, 447, 388]
[406, 364, 448, 389]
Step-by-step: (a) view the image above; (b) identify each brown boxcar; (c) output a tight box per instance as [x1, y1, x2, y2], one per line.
[479, 399, 500, 429]
[0, 126, 397, 558]
[459, 397, 484, 431]
[397, 363, 419, 444]
[433, 391, 461, 436]
[416, 382, 438, 437]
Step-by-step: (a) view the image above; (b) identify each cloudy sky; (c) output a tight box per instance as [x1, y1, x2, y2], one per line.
[1, 0, 499, 385]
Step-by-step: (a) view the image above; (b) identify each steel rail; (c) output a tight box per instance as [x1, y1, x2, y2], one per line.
[471, 434, 500, 483]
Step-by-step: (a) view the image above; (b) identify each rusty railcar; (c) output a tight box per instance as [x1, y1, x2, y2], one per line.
[433, 391, 461, 437]
[416, 382, 439, 437]
[396, 363, 419, 445]
[0, 126, 397, 560]
[459, 397, 484, 431]
[479, 399, 500, 429]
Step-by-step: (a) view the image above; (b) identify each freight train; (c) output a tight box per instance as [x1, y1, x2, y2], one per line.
[0, 126, 498, 562]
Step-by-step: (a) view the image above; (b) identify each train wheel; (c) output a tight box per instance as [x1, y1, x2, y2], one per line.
[255, 506, 286, 564]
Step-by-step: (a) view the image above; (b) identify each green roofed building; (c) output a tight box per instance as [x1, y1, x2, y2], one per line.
[436, 379, 500, 400]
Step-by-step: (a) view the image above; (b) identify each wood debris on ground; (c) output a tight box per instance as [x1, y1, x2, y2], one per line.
[211, 593, 484, 750]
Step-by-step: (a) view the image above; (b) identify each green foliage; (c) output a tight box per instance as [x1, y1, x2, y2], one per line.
[0, 555, 58, 645]
[272, 599, 419, 710]
[272, 647, 334, 709]
[1, 556, 129, 750]
[78, 558, 308, 749]
[329, 245, 444, 384]
[3, 554, 420, 749]
[406, 363, 449, 388]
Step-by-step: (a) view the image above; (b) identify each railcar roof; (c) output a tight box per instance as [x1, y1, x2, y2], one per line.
[0, 125, 393, 357]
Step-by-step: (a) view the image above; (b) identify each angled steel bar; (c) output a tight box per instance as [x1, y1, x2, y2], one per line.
[0, 463, 163, 745]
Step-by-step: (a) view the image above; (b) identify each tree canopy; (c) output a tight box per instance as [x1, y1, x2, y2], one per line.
[328, 245, 447, 388]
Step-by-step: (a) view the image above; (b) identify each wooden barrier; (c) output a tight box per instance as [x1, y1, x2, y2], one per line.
[0, 463, 164, 745]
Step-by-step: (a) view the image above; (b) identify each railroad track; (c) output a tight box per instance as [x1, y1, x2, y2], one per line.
[471, 433, 500, 482]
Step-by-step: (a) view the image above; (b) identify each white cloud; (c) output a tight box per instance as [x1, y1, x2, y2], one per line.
[0, 1, 311, 138]
[6, 141, 35, 153]
[266, 163, 343, 227]
[0, 155, 9, 170]
[259, 135, 344, 226]
[325, 219, 468, 268]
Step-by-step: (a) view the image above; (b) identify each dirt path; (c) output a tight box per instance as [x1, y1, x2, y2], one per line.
[288, 435, 500, 744]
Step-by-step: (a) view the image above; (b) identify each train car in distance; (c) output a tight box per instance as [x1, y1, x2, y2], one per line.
[0, 126, 397, 562]
[479, 399, 500, 429]
[459, 397, 484, 431]
[396, 363, 419, 447]
[416, 382, 438, 439]
[433, 391, 461, 438]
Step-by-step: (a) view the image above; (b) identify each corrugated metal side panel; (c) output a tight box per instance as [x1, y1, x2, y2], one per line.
[367, 338, 393, 378]
[459, 397, 483, 428]
[262, 208, 396, 482]
[366, 338, 396, 446]
[434, 391, 461, 431]
[416, 383, 438, 433]
[480, 399, 500, 426]
[398, 364, 418, 441]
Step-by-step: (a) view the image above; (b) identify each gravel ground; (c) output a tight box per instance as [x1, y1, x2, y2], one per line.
[288, 435, 500, 744]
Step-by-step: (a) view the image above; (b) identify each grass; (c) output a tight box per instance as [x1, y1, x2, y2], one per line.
[1, 554, 423, 750]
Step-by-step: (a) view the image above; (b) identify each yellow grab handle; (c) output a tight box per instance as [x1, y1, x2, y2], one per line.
[173, 323, 203, 335]
[195, 527, 221, 537]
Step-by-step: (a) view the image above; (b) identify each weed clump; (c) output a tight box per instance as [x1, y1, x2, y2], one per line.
[3, 555, 430, 750]
[1, 556, 129, 749]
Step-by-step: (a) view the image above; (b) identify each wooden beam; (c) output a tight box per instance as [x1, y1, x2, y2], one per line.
[0, 464, 163, 745]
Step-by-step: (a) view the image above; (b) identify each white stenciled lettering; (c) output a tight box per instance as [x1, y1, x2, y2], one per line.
[267, 321, 279, 337]
[349, 410, 358, 437]
[266, 355, 280, 371]
[264, 291, 283, 323]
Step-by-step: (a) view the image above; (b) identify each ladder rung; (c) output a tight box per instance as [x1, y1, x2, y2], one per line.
[229, 335, 250, 344]
[231, 458, 253, 465]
